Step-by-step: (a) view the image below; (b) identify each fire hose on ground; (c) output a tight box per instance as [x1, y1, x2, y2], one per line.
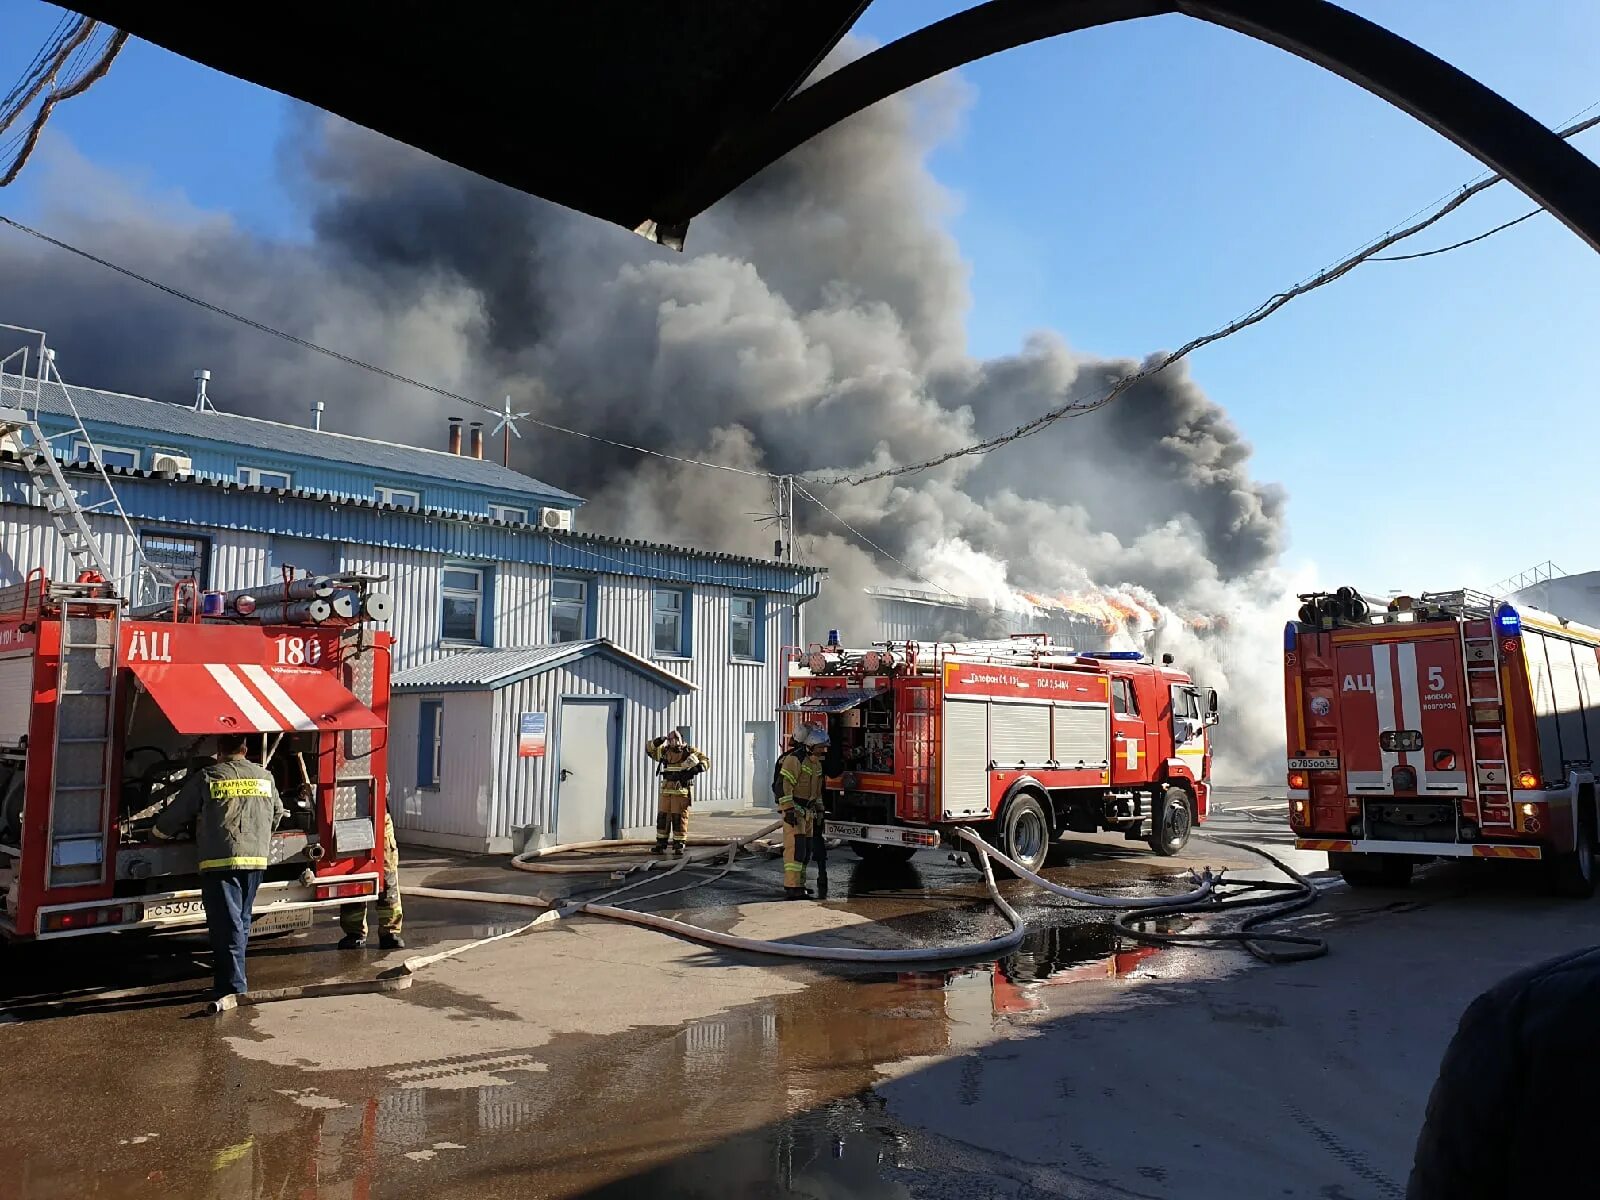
[210, 820, 1325, 1012]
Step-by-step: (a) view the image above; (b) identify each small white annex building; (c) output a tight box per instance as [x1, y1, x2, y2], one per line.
[390, 640, 723, 852]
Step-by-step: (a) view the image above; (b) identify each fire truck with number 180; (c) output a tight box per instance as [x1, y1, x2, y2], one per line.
[0, 569, 394, 942]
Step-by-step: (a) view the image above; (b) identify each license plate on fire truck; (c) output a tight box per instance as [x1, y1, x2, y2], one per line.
[143, 899, 206, 921]
[1288, 757, 1339, 770]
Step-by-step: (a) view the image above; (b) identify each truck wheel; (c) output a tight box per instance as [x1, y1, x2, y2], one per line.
[1332, 851, 1412, 888]
[850, 842, 918, 865]
[1000, 793, 1051, 876]
[1147, 786, 1193, 856]
[1549, 826, 1597, 899]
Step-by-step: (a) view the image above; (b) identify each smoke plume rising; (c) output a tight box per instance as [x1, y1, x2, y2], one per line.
[0, 50, 1292, 779]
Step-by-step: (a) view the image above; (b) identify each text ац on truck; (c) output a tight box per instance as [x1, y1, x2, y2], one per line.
[1284, 587, 1600, 896]
[0, 570, 394, 942]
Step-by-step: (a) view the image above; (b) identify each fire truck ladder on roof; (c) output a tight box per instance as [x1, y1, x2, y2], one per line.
[0, 326, 132, 587]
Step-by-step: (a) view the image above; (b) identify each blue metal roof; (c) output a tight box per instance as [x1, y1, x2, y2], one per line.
[0, 459, 824, 597]
[18, 375, 582, 507]
[392, 639, 697, 693]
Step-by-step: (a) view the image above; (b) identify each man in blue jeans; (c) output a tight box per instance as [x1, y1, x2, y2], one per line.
[154, 733, 285, 1000]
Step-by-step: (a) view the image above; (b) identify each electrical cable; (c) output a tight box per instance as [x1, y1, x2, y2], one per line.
[0, 213, 777, 480]
[1368, 209, 1541, 262]
[792, 480, 959, 598]
[0, 30, 127, 189]
[830, 110, 1600, 487]
[0, 17, 93, 138]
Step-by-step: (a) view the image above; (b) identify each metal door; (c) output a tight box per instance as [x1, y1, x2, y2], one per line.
[1108, 675, 1147, 788]
[742, 721, 776, 808]
[554, 699, 618, 843]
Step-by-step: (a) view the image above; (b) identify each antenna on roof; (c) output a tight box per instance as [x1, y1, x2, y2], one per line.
[491, 394, 531, 467]
[192, 369, 217, 413]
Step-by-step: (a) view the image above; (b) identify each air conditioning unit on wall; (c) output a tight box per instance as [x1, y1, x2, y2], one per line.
[151, 452, 194, 477]
[539, 506, 573, 532]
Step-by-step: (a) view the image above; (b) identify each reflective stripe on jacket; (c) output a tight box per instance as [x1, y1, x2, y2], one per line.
[154, 758, 285, 873]
[777, 753, 823, 807]
[647, 738, 710, 795]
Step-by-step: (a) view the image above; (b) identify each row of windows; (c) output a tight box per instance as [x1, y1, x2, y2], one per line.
[120, 529, 765, 662]
[70, 442, 530, 519]
[441, 568, 763, 660]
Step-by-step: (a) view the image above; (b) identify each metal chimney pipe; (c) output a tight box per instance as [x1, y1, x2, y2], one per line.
[469, 421, 484, 460]
[312, 400, 325, 431]
[448, 417, 463, 455]
[193, 369, 212, 413]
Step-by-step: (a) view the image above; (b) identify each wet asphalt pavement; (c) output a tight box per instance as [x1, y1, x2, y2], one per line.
[4, 789, 1598, 1198]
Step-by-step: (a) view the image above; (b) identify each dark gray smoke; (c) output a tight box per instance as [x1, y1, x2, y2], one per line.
[0, 50, 1291, 776]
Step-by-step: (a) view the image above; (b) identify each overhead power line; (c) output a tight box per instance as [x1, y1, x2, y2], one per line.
[830, 110, 1600, 487]
[0, 26, 126, 188]
[792, 481, 957, 598]
[0, 213, 775, 480]
[1368, 208, 1541, 262]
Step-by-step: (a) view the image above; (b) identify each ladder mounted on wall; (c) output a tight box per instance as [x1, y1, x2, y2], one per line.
[0, 324, 138, 591]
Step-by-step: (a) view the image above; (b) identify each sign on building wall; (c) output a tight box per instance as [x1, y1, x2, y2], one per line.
[518, 712, 547, 757]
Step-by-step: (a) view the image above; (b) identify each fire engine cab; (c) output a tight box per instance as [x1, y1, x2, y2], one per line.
[1284, 588, 1600, 896]
[0, 571, 393, 941]
[783, 634, 1219, 874]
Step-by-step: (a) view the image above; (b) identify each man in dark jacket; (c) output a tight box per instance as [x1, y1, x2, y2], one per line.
[154, 733, 285, 1000]
[1407, 944, 1600, 1198]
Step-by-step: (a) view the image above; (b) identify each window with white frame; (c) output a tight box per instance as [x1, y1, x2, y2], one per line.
[441, 566, 485, 643]
[375, 485, 421, 509]
[238, 465, 293, 489]
[489, 504, 529, 524]
[653, 588, 688, 657]
[730, 595, 759, 660]
[551, 576, 589, 644]
[74, 442, 140, 471]
[418, 700, 443, 788]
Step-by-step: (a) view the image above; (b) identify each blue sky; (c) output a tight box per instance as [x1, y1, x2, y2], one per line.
[3, 1, 1598, 595]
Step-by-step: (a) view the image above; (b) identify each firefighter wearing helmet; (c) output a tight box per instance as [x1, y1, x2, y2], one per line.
[646, 730, 710, 856]
[778, 724, 829, 899]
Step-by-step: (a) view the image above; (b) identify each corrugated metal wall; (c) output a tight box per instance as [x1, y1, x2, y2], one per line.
[5, 479, 804, 834]
[392, 655, 687, 849]
[873, 594, 1105, 649]
[391, 690, 494, 842]
[1, 464, 819, 597]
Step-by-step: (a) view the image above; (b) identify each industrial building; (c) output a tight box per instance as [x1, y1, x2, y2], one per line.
[1, 369, 821, 852]
[869, 585, 1108, 648]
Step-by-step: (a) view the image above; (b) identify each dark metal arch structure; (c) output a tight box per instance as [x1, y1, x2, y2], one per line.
[654, 0, 1600, 253]
[68, 1, 1600, 253]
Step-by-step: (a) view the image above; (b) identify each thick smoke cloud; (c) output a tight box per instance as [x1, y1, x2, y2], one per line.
[0, 51, 1292, 778]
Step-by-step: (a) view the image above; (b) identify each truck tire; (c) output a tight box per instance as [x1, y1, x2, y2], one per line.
[999, 793, 1052, 876]
[1331, 851, 1413, 888]
[1549, 820, 1597, 899]
[850, 842, 918, 865]
[1147, 785, 1193, 856]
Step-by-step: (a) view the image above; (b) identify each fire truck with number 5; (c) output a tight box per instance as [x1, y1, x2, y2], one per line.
[0, 569, 394, 941]
[783, 633, 1219, 873]
[1284, 587, 1600, 896]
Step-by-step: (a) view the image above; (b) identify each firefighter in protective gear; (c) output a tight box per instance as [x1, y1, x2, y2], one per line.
[338, 813, 404, 950]
[778, 725, 828, 899]
[153, 733, 285, 1000]
[647, 731, 709, 856]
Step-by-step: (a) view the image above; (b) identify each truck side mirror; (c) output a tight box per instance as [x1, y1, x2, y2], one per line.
[1205, 688, 1220, 724]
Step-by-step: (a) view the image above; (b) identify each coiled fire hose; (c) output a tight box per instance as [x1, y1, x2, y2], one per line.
[210, 819, 1323, 1012]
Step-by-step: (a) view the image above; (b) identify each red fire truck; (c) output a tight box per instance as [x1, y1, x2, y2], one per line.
[1284, 588, 1600, 896]
[782, 635, 1219, 873]
[0, 571, 393, 941]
